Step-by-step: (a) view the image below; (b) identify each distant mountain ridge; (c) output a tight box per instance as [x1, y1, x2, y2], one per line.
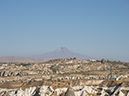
[0, 47, 91, 63]
[0, 56, 49, 63]
[32, 47, 91, 60]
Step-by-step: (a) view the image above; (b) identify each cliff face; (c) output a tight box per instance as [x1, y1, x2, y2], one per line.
[0, 79, 129, 96]
[0, 85, 129, 96]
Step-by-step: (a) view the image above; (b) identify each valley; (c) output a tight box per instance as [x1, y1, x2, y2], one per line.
[0, 58, 129, 96]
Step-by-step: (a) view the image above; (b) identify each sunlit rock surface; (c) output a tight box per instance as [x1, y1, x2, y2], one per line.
[0, 85, 129, 96]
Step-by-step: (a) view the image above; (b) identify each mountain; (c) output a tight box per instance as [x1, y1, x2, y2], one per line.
[32, 47, 91, 60]
[0, 56, 50, 63]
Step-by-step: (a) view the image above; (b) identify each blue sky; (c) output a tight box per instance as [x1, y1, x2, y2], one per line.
[0, 0, 129, 62]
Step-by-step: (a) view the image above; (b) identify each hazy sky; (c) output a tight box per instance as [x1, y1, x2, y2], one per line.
[0, 0, 129, 62]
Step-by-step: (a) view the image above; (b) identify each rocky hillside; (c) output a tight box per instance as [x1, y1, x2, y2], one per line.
[0, 58, 129, 79]
[0, 58, 129, 96]
[0, 80, 129, 96]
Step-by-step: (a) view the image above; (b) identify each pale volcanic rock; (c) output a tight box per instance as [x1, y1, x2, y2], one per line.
[0, 85, 129, 96]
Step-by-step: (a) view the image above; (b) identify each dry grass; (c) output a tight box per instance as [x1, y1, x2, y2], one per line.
[121, 89, 128, 95]
[85, 90, 100, 96]
[0, 80, 43, 89]
[0, 81, 22, 89]
[99, 80, 129, 87]
[96, 88, 102, 92]
[0, 79, 129, 90]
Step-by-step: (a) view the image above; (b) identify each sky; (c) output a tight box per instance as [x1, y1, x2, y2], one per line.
[0, 0, 129, 62]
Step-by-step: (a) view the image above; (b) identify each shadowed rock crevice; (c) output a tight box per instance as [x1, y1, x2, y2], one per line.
[33, 87, 40, 96]
[64, 86, 75, 96]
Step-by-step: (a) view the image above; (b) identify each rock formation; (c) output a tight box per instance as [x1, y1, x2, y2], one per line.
[64, 86, 75, 96]
[101, 58, 107, 64]
[0, 84, 129, 96]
